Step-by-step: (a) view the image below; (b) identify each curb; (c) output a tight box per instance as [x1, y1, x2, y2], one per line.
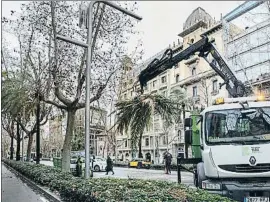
[3, 162, 62, 202]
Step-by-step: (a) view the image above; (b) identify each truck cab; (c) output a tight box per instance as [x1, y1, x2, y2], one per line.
[185, 96, 270, 201]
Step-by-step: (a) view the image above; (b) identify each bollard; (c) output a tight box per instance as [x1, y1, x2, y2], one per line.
[177, 155, 181, 183]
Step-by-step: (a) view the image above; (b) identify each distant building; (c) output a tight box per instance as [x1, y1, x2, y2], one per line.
[74, 106, 111, 157]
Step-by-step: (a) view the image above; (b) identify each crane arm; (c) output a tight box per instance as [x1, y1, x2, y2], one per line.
[138, 36, 247, 97]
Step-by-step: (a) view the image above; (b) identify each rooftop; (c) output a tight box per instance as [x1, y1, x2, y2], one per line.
[179, 7, 215, 37]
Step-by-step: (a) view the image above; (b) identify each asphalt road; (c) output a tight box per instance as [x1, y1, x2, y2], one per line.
[40, 160, 194, 187]
[2, 164, 49, 202]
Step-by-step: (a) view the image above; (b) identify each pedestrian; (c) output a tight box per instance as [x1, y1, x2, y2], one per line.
[165, 151, 172, 174]
[105, 154, 114, 175]
[76, 156, 83, 177]
[164, 151, 168, 174]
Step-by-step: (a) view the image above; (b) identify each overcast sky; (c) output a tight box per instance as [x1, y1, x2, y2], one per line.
[2, 1, 244, 60]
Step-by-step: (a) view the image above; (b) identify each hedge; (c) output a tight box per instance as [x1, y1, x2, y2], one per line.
[115, 162, 193, 171]
[2, 159, 235, 202]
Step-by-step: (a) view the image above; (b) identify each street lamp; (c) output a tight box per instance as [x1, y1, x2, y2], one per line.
[56, 1, 142, 179]
[181, 102, 188, 158]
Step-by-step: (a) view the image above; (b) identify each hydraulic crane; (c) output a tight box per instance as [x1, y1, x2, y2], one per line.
[138, 36, 249, 98]
[138, 36, 270, 201]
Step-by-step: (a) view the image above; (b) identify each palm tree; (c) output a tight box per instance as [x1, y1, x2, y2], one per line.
[169, 86, 195, 124]
[115, 93, 178, 158]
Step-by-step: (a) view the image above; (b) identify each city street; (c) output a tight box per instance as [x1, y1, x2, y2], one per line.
[2, 164, 49, 202]
[40, 160, 194, 186]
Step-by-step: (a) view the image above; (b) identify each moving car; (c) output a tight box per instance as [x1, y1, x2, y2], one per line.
[128, 158, 151, 169]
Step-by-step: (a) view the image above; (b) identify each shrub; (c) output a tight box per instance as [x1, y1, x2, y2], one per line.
[2, 159, 235, 202]
[114, 162, 193, 171]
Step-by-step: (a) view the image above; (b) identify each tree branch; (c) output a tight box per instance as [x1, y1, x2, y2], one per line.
[42, 98, 67, 110]
[51, 1, 73, 106]
[75, 67, 117, 110]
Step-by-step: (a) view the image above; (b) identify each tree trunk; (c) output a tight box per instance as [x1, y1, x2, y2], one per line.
[26, 134, 34, 161]
[138, 133, 143, 158]
[16, 121, 21, 161]
[61, 109, 76, 172]
[102, 140, 106, 158]
[10, 137, 14, 159]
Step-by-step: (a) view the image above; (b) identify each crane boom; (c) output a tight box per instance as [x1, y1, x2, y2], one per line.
[138, 36, 248, 97]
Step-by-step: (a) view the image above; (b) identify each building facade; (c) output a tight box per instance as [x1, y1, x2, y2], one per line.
[73, 106, 111, 157]
[116, 7, 237, 164]
[224, 2, 270, 97]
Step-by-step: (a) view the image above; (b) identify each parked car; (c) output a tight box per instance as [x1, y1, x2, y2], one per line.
[69, 156, 93, 177]
[90, 157, 107, 172]
[128, 158, 151, 169]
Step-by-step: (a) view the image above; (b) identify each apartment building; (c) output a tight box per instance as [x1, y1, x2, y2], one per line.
[74, 106, 110, 157]
[116, 7, 240, 164]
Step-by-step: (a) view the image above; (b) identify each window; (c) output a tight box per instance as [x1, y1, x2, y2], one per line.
[212, 80, 218, 92]
[193, 86, 197, 97]
[205, 107, 270, 144]
[150, 137, 153, 146]
[190, 38, 194, 44]
[162, 136, 167, 145]
[192, 68, 196, 76]
[144, 84, 148, 90]
[125, 140, 127, 147]
[153, 80, 157, 88]
[161, 91, 167, 97]
[161, 76, 167, 84]
[178, 130, 182, 142]
[130, 91, 133, 96]
[145, 138, 149, 146]
[124, 94, 127, 99]
[176, 74, 180, 83]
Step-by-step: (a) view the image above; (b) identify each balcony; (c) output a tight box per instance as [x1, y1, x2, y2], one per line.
[192, 96, 200, 103]
[170, 70, 217, 89]
[173, 136, 185, 144]
[117, 147, 131, 151]
[116, 135, 128, 140]
[211, 90, 219, 96]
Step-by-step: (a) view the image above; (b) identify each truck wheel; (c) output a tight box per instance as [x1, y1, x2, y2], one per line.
[197, 162, 206, 188]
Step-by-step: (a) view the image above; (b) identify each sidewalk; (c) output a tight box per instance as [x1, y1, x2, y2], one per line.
[2, 163, 48, 202]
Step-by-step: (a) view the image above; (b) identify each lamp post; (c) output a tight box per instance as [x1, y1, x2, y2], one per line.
[182, 102, 188, 158]
[36, 91, 41, 164]
[56, 1, 142, 179]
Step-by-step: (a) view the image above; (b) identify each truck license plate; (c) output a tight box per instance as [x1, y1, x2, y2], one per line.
[244, 197, 270, 202]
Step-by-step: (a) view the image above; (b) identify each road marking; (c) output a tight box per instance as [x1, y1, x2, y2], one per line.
[40, 197, 48, 202]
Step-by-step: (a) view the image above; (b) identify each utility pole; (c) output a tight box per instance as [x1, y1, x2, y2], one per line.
[182, 103, 188, 158]
[22, 107, 25, 161]
[10, 136, 14, 160]
[153, 113, 155, 164]
[56, 1, 142, 179]
[36, 92, 40, 164]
